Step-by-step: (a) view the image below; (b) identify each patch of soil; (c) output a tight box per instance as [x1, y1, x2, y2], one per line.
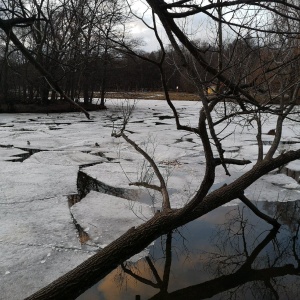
[0, 101, 106, 114]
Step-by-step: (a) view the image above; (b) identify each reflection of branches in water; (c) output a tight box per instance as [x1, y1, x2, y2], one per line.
[293, 224, 300, 266]
[116, 203, 300, 300]
[168, 233, 300, 299]
[114, 232, 173, 299]
[208, 206, 257, 275]
[199, 205, 300, 300]
[263, 200, 300, 232]
[171, 228, 191, 265]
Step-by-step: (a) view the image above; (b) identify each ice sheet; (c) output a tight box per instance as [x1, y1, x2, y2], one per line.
[1, 100, 300, 298]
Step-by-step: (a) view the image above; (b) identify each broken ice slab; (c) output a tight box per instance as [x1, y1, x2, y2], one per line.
[0, 147, 28, 161]
[0, 242, 90, 300]
[80, 162, 158, 204]
[0, 196, 81, 247]
[0, 194, 92, 299]
[71, 191, 154, 247]
[0, 161, 77, 203]
[24, 150, 106, 166]
[282, 160, 300, 183]
[245, 173, 300, 202]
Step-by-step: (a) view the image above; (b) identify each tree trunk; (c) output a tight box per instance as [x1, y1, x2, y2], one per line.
[1, 33, 10, 104]
[100, 43, 109, 108]
[83, 84, 89, 105]
[0, 22, 90, 118]
[22, 85, 27, 102]
[41, 86, 49, 103]
[50, 90, 56, 102]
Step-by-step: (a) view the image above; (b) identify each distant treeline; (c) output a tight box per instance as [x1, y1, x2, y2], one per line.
[0, 0, 296, 108]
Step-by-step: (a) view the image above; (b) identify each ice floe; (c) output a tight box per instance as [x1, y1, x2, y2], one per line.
[1, 100, 300, 298]
[25, 150, 106, 166]
[71, 191, 153, 246]
[0, 161, 77, 203]
[0, 147, 28, 161]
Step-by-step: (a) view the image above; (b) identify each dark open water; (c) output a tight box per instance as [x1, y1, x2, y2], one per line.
[77, 200, 300, 300]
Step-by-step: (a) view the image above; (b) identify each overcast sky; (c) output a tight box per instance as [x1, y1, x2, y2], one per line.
[127, 0, 266, 52]
[127, 0, 210, 52]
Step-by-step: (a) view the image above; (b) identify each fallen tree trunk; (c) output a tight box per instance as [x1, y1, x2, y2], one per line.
[26, 149, 300, 300]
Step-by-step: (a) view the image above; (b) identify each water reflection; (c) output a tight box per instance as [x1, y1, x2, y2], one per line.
[78, 201, 300, 300]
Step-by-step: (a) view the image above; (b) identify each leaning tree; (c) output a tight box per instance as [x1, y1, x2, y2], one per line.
[1, 0, 300, 299]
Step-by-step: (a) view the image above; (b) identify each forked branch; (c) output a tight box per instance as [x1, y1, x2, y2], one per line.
[112, 131, 171, 211]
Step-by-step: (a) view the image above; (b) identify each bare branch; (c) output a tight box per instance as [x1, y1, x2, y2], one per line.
[129, 181, 161, 192]
[121, 263, 159, 288]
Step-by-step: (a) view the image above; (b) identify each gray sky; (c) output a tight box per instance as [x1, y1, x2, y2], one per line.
[128, 1, 211, 52]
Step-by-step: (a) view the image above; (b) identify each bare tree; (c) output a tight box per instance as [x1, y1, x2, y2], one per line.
[1, 0, 300, 299]
[0, 0, 91, 116]
[0, 0, 130, 111]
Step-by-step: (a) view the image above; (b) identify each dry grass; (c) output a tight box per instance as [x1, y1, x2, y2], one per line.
[0, 101, 105, 113]
[0, 92, 199, 113]
[102, 91, 200, 101]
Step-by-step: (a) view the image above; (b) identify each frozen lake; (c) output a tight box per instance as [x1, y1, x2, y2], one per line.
[1, 99, 300, 299]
